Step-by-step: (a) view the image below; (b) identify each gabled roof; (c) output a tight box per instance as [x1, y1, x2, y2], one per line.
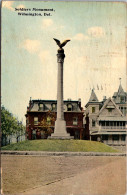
[97, 97, 123, 117]
[89, 89, 98, 102]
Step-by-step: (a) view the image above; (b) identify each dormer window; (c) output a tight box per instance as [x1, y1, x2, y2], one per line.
[67, 104, 72, 111]
[39, 104, 44, 110]
[52, 104, 56, 110]
[120, 96, 124, 103]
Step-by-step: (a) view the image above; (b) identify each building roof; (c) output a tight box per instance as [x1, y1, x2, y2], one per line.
[97, 97, 123, 117]
[113, 84, 126, 97]
[118, 84, 125, 96]
[89, 89, 98, 102]
[28, 99, 83, 112]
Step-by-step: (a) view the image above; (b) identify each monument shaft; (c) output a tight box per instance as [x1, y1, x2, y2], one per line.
[50, 48, 73, 139]
[57, 53, 65, 120]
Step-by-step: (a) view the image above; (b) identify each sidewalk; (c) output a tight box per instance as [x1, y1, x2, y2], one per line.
[1, 150, 126, 156]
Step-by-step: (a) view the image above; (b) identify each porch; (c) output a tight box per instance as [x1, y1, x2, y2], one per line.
[91, 132, 127, 145]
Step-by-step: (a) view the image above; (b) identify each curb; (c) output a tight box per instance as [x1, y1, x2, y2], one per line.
[1, 150, 126, 156]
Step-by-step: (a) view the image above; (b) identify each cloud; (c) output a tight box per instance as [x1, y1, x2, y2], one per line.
[21, 39, 41, 54]
[87, 27, 105, 38]
[16, 4, 26, 9]
[73, 33, 89, 41]
[72, 27, 104, 41]
[42, 19, 53, 28]
[38, 50, 50, 62]
[111, 56, 126, 70]
[60, 25, 65, 29]
[77, 56, 89, 64]
[2, 1, 14, 11]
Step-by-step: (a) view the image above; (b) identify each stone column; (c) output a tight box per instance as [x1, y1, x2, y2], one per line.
[56, 49, 65, 120]
[50, 49, 73, 139]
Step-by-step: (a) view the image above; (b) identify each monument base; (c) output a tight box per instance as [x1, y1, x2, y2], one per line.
[48, 119, 74, 139]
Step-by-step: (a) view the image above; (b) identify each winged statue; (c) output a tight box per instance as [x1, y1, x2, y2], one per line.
[53, 38, 70, 49]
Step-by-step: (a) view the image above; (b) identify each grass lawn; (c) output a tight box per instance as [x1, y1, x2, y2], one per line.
[1, 140, 119, 152]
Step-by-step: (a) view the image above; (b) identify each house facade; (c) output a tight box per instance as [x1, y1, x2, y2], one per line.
[85, 84, 127, 146]
[25, 99, 84, 140]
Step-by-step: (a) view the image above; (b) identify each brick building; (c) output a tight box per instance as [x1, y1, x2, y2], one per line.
[25, 99, 84, 140]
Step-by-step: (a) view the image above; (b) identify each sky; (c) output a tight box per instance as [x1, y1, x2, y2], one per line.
[2, 1, 127, 124]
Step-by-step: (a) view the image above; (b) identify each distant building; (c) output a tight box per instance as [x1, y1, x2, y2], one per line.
[85, 83, 127, 145]
[25, 99, 84, 140]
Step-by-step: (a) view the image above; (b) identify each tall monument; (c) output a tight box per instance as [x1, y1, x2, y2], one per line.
[50, 38, 73, 139]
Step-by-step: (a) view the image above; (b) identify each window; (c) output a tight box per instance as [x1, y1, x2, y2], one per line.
[101, 121, 105, 126]
[112, 135, 119, 141]
[106, 121, 109, 126]
[117, 121, 119, 126]
[92, 120, 96, 127]
[108, 108, 112, 112]
[67, 104, 72, 111]
[52, 104, 56, 110]
[92, 107, 95, 113]
[39, 104, 44, 110]
[120, 96, 124, 103]
[34, 117, 38, 125]
[120, 122, 122, 126]
[121, 135, 126, 141]
[47, 116, 51, 125]
[73, 117, 78, 125]
[32, 130, 36, 140]
[102, 135, 108, 141]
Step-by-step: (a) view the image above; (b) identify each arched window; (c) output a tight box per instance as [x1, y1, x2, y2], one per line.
[39, 104, 44, 111]
[67, 104, 72, 111]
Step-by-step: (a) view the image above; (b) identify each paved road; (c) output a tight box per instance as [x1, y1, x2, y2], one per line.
[1, 155, 126, 195]
[21, 157, 126, 195]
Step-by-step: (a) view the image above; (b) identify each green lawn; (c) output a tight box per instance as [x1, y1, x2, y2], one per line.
[1, 140, 119, 152]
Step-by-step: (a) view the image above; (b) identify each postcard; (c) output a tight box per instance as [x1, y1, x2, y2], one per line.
[1, 1, 126, 195]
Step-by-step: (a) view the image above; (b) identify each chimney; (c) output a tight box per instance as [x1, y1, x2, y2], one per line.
[29, 97, 32, 108]
[78, 98, 81, 109]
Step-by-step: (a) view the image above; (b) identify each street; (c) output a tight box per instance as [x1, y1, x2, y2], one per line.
[1, 155, 126, 195]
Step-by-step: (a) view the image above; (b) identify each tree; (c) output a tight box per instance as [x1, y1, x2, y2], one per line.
[15, 121, 25, 143]
[1, 106, 25, 145]
[38, 110, 56, 138]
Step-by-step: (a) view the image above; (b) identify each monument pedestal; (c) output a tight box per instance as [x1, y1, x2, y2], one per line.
[49, 119, 73, 139]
